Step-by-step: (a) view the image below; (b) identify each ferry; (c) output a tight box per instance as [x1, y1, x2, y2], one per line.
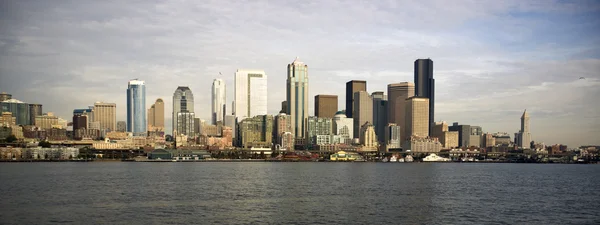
[422, 153, 451, 162]
[404, 155, 414, 162]
[390, 155, 398, 162]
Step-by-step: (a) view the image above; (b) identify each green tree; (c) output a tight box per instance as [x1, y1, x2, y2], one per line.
[5, 135, 17, 143]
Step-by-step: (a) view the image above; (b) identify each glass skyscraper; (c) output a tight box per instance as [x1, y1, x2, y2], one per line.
[127, 79, 146, 136]
[286, 57, 308, 138]
[173, 86, 195, 136]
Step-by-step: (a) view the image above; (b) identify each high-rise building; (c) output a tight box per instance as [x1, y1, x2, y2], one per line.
[234, 69, 267, 119]
[238, 115, 273, 148]
[371, 91, 387, 144]
[315, 95, 338, 118]
[35, 112, 59, 130]
[0, 92, 11, 102]
[306, 116, 333, 147]
[0, 112, 16, 126]
[333, 111, 353, 144]
[345, 80, 366, 118]
[127, 79, 146, 136]
[176, 112, 195, 137]
[116, 121, 126, 132]
[405, 97, 429, 138]
[414, 59, 435, 134]
[93, 102, 116, 132]
[73, 114, 88, 131]
[518, 109, 531, 149]
[173, 86, 194, 136]
[470, 126, 483, 148]
[0, 99, 30, 125]
[353, 91, 372, 139]
[287, 57, 309, 139]
[387, 82, 414, 142]
[224, 115, 237, 142]
[384, 123, 401, 151]
[431, 121, 459, 149]
[280, 101, 287, 114]
[483, 133, 496, 148]
[274, 113, 292, 147]
[449, 123, 474, 147]
[359, 122, 378, 152]
[212, 79, 226, 125]
[28, 104, 42, 126]
[147, 98, 165, 132]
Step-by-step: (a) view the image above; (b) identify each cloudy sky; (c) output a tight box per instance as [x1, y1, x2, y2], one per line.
[1, 0, 599, 147]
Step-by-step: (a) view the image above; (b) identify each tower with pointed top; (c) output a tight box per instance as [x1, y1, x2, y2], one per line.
[286, 57, 309, 139]
[518, 109, 531, 149]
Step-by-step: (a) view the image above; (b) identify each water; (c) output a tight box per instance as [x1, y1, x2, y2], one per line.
[1, 162, 599, 224]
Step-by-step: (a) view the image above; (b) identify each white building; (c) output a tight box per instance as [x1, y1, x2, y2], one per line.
[212, 78, 226, 125]
[333, 112, 353, 144]
[234, 70, 267, 120]
[286, 57, 309, 138]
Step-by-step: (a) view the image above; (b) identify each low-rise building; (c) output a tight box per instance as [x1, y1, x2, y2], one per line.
[403, 136, 443, 152]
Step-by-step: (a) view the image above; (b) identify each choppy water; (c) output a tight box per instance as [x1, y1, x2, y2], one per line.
[1, 162, 599, 224]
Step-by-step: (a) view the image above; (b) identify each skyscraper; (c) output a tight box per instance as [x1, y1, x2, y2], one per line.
[93, 102, 116, 131]
[212, 79, 226, 125]
[315, 95, 337, 118]
[405, 97, 429, 138]
[345, 80, 367, 118]
[387, 82, 414, 141]
[127, 79, 146, 136]
[414, 59, 435, 134]
[28, 104, 42, 126]
[333, 111, 353, 144]
[0, 99, 30, 125]
[518, 109, 531, 149]
[353, 91, 373, 139]
[371, 91, 387, 144]
[287, 57, 309, 138]
[173, 86, 194, 136]
[147, 98, 164, 132]
[234, 69, 267, 119]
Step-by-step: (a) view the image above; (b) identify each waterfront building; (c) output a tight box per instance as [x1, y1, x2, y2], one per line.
[306, 116, 333, 147]
[126, 79, 146, 136]
[287, 57, 309, 139]
[384, 123, 401, 151]
[403, 136, 442, 152]
[484, 133, 496, 147]
[147, 98, 165, 132]
[274, 113, 292, 148]
[314, 95, 338, 118]
[173, 86, 194, 136]
[93, 102, 116, 132]
[238, 115, 273, 148]
[35, 112, 59, 130]
[116, 121, 126, 132]
[345, 80, 367, 118]
[224, 115, 237, 142]
[353, 91, 372, 139]
[0, 92, 11, 102]
[492, 132, 512, 145]
[449, 123, 471, 147]
[470, 126, 483, 148]
[414, 59, 435, 134]
[333, 111, 353, 144]
[387, 82, 415, 141]
[1, 99, 30, 125]
[74, 128, 101, 140]
[371, 91, 387, 144]
[234, 69, 267, 119]
[359, 122, 378, 152]
[280, 132, 294, 150]
[212, 78, 226, 125]
[28, 104, 42, 126]
[330, 151, 362, 161]
[405, 97, 429, 138]
[431, 121, 459, 149]
[517, 109, 531, 149]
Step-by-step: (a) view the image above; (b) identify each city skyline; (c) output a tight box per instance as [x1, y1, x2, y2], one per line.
[0, 1, 598, 147]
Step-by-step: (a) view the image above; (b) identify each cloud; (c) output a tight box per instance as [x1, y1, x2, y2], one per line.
[0, 0, 599, 147]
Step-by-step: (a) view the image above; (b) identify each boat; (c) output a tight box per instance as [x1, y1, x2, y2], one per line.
[404, 155, 414, 162]
[422, 153, 451, 162]
[381, 157, 389, 162]
[397, 158, 405, 162]
[390, 155, 398, 162]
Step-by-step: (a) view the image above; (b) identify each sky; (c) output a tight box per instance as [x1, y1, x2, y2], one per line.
[0, 0, 599, 147]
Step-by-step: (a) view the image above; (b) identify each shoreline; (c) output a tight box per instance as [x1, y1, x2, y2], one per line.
[0, 159, 596, 164]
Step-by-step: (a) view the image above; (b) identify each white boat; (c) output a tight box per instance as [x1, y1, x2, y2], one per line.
[390, 155, 398, 162]
[381, 157, 389, 162]
[398, 158, 405, 162]
[422, 153, 451, 162]
[404, 155, 414, 162]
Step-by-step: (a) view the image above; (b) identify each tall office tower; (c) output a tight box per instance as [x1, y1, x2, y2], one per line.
[280, 101, 287, 114]
[314, 95, 338, 118]
[353, 91, 373, 139]
[305, 116, 333, 146]
[518, 109, 531, 149]
[0, 92, 12, 101]
[388, 82, 415, 141]
[371, 91, 388, 144]
[359, 122, 378, 152]
[0, 99, 30, 125]
[414, 59, 435, 134]
[28, 104, 42, 126]
[126, 79, 146, 136]
[93, 102, 116, 131]
[194, 118, 201, 135]
[173, 86, 194, 136]
[345, 80, 367, 118]
[147, 98, 165, 132]
[238, 115, 273, 148]
[212, 79, 226, 125]
[234, 69, 267, 119]
[116, 121, 126, 132]
[176, 112, 195, 137]
[286, 57, 309, 139]
[384, 123, 401, 151]
[73, 114, 88, 131]
[333, 111, 354, 144]
[405, 97, 429, 138]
